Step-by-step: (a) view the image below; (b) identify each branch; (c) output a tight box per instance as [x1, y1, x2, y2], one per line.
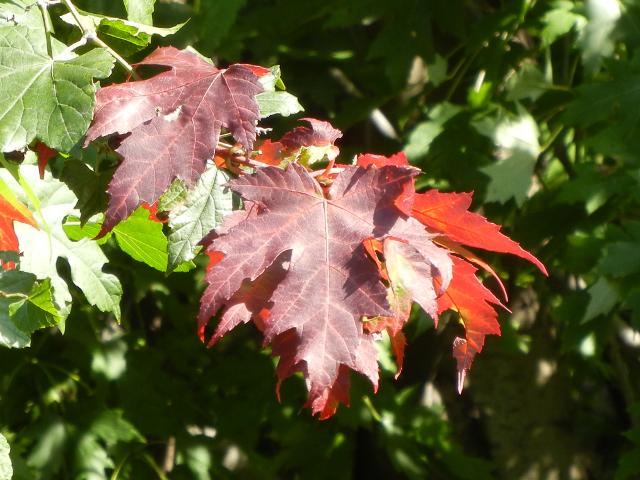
[59, 0, 140, 79]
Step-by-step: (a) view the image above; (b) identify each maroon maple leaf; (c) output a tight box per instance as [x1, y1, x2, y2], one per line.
[84, 47, 263, 234]
[198, 164, 452, 416]
[279, 118, 343, 160]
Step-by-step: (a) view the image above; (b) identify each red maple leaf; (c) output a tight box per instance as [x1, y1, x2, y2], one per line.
[198, 164, 450, 417]
[0, 193, 37, 269]
[255, 139, 284, 166]
[84, 47, 263, 235]
[436, 256, 507, 393]
[363, 233, 452, 377]
[412, 189, 547, 274]
[34, 142, 57, 179]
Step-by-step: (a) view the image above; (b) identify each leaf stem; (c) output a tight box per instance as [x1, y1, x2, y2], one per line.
[60, 0, 140, 79]
[232, 157, 272, 169]
[309, 167, 344, 178]
[37, 0, 54, 57]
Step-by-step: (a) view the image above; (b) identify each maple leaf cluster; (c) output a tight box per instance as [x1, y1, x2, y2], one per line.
[80, 47, 546, 419]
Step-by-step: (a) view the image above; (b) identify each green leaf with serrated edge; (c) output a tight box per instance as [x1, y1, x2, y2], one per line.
[475, 109, 540, 206]
[404, 103, 461, 161]
[90, 409, 144, 445]
[63, 217, 107, 243]
[0, 20, 114, 152]
[583, 277, 619, 323]
[540, 1, 585, 46]
[0, 269, 36, 348]
[0, 269, 35, 295]
[9, 278, 62, 337]
[0, 433, 11, 480]
[258, 65, 284, 91]
[111, 208, 194, 272]
[60, 10, 186, 46]
[257, 91, 304, 118]
[0, 0, 47, 32]
[60, 161, 110, 225]
[0, 251, 19, 266]
[157, 178, 188, 212]
[167, 165, 233, 271]
[0, 166, 122, 320]
[0, 298, 30, 348]
[124, 0, 156, 24]
[112, 207, 168, 272]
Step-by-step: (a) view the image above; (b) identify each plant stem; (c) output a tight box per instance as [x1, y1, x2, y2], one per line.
[90, 33, 140, 79]
[60, 0, 140, 79]
[233, 157, 272, 169]
[310, 167, 344, 178]
[37, 0, 54, 57]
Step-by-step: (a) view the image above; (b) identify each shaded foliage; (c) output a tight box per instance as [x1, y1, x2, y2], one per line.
[1, 0, 640, 479]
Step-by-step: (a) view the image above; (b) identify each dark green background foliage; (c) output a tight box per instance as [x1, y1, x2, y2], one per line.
[3, 0, 640, 478]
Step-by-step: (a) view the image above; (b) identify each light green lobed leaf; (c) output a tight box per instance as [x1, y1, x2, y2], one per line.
[0, 166, 122, 321]
[0, 433, 11, 480]
[167, 165, 233, 271]
[9, 278, 61, 336]
[112, 207, 170, 272]
[0, 270, 35, 348]
[0, 268, 60, 348]
[0, 4, 114, 152]
[475, 108, 540, 206]
[124, 0, 156, 25]
[257, 91, 304, 118]
[60, 9, 186, 44]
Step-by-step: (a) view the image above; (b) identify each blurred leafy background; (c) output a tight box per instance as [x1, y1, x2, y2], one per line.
[3, 0, 640, 478]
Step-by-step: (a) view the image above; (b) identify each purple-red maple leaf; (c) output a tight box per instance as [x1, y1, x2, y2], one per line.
[84, 47, 263, 234]
[198, 164, 451, 417]
[280, 118, 342, 152]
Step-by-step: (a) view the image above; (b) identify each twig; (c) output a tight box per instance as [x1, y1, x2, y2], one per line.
[37, 0, 54, 57]
[60, 0, 140, 79]
[310, 167, 344, 178]
[233, 157, 272, 169]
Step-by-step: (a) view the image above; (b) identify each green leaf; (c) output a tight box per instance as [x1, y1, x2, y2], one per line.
[404, 103, 461, 161]
[0, 269, 37, 348]
[167, 165, 233, 271]
[562, 67, 640, 160]
[0, 23, 114, 152]
[600, 241, 640, 278]
[112, 207, 169, 272]
[8, 279, 62, 339]
[0, 434, 12, 480]
[124, 0, 155, 25]
[60, 160, 111, 225]
[540, 0, 585, 46]
[257, 91, 304, 118]
[0, 298, 30, 348]
[475, 109, 540, 205]
[583, 277, 619, 322]
[26, 417, 67, 477]
[0, 0, 47, 32]
[60, 10, 185, 51]
[579, 0, 620, 72]
[90, 409, 144, 445]
[505, 64, 549, 102]
[0, 166, 122, 320]
[0, 269, 35, 295]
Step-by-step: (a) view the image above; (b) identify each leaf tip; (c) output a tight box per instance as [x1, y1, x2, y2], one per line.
[456, 368, 466, 394]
